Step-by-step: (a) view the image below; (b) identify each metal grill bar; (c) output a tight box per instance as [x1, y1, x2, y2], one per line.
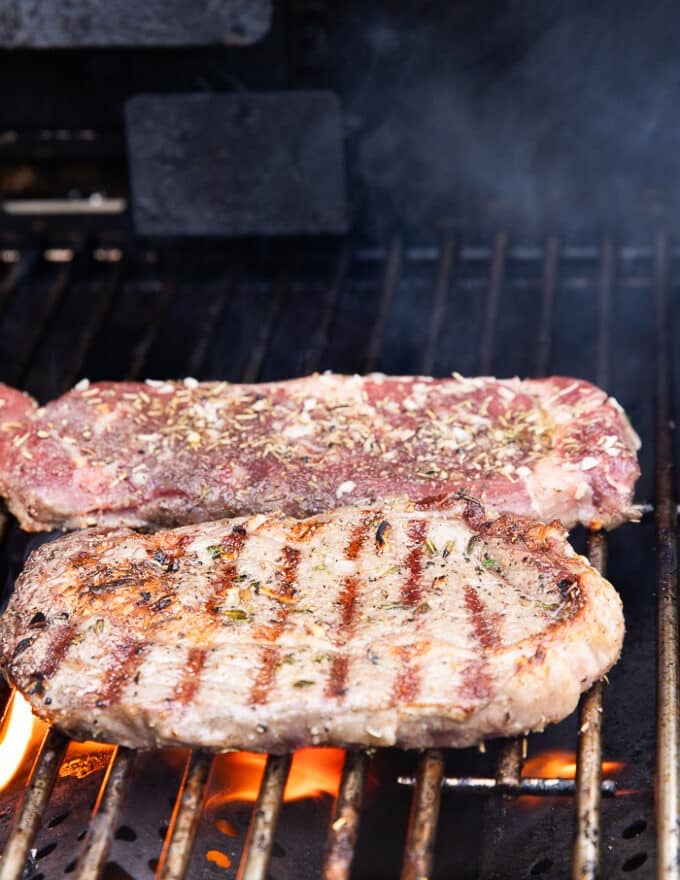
[400, 749, 445, 880]
[10, 257, 73, 387]
[242, 275, 287, 384]
[421, 235, 456, 376]
[124, 274, 179, 382]
[571, 236, 614, 879]
[479, 230, 507, 375]
[73, 746, 136, 879]
[0, 251, 35, 316]
[654, 229, 680, 878]
[534, 236, 559, 378]
[495, 738, 525, 791]
[322, 750, 371, 880]
[363, 237, 403, 373]
[303, 241, 349, 375]
[59, 258, 123, 391]
[157, 751, 213, 880]
[596, 240, 614, 392]
[186, 273, 232, 378]
[397, 774, 617, 797]
[238, 754, 293, 880]
[0, 727, 69, 880]
[572, 533, 607, 879]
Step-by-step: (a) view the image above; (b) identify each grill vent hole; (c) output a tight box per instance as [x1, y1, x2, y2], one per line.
[622, 853, 648, 872]
[158, 822, 169, 839]
[47, 812, 70, 828]
[148, 859, 159, 872]
[76, 829, 86, 841]
[530, 858, 553, 875]
[102, 862, 136, 880]
[35, 842, 58, 860]
[623, 819, 647, 839]
[114, 825, 137, 842]
[64, 859, 77, 874]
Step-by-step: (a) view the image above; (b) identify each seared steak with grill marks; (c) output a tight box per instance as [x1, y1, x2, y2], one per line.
[0, 498, 624, 751]
[0, 373, 639, 532]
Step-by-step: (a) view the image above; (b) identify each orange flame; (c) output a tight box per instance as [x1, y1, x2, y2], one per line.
[522, 749, 625, 780]
[0, 691, 116, 793]
[519, 749, 630, 804]
[0, 691, 47, 792]
[207, 747, 345, 810]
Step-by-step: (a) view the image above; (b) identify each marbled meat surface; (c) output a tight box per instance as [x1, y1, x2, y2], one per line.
[0, 373, 640, 532]
[0, 498, 624, 751]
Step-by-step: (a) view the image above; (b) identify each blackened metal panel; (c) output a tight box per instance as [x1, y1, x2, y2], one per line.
[0, 0, 271, 47]
[125, 92, 348, 237]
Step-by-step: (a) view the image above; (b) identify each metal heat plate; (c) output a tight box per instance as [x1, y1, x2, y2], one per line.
[125, 92, 348, 237]
[0, 0, 271, 46]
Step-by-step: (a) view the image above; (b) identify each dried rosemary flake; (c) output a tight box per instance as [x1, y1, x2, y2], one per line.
[293, 679, 316, 689]
[224, 609, 248, 621]
[424, 538, 437, 556]
[206, 545, 224, 559]
[481, 554, 496, 569]
[443, 540, 455, 558]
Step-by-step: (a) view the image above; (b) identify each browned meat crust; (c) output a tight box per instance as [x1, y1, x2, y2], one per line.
[0, 498, 624, 752]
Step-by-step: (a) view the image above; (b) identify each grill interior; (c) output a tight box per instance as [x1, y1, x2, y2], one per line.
[0, 231, 670, 879]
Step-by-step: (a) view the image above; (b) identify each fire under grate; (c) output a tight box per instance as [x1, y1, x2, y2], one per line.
[0, 232, 672, 879]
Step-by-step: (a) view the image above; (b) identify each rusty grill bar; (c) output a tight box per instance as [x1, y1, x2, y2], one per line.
[0, 235, 670, 878]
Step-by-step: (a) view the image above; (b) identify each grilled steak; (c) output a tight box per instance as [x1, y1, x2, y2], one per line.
[0, 373, 639, 532]
[0, 498, 624, 752]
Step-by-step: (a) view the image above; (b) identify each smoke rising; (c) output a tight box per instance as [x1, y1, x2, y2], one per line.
[331, 1, 680, 235]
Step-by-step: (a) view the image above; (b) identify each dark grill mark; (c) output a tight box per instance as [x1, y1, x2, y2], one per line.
[276, 545, 301, 600]
[250, 646, 280, 705]
[464, 584, 501, 649]
[171, 647, 207, 708]
[205, 526, 249, 617]
[96, 639, 145, 707]
[36, 625, 76, 679]
[249, 545, 301, 706]
[326, 518, 370, 700]
[460, 659, 494, 703]
[338, 575, 359, 631]
[346, 516, 370, 561]
[459, 585, 500, 705]
[325, 655, 349, 699]
[392, 644, 422, 703]
[401, 520, 428, 607]
[206, 564, 238, 617]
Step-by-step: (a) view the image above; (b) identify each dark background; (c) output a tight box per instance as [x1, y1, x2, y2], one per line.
[0, 0, 679, 238]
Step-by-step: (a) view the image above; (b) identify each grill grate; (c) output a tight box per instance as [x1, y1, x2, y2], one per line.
[0, 234, 669, 878]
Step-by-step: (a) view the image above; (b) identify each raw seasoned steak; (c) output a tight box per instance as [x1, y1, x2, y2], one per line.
[0, 373, 639, 532]
[0, 497, 624, 752]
